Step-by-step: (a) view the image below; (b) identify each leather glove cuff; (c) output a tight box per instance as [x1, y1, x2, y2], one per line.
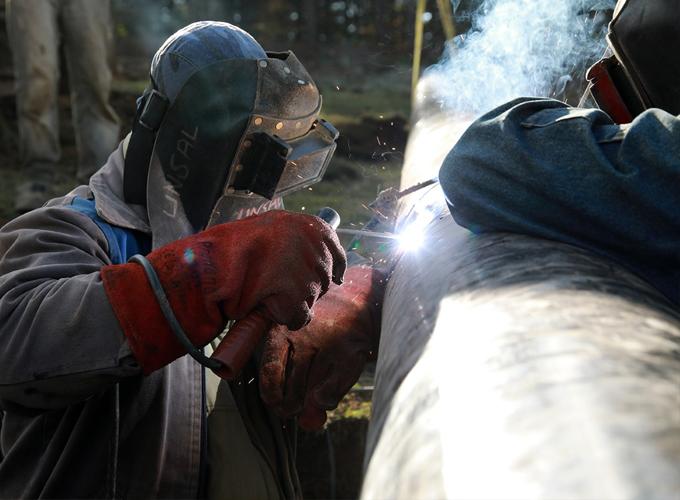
[101, 240, 223, 374]
[102, 261, 191, 373]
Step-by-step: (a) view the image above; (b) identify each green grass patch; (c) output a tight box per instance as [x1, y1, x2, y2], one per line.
[318, 70, 411, 126]
[328, 386, 373, 423]
[112, 79, 148, 96]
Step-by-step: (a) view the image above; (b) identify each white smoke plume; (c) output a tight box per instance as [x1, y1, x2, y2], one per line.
[421, 0, 616, 116]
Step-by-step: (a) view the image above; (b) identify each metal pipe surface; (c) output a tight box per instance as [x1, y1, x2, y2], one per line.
[361, 95, 680, 500]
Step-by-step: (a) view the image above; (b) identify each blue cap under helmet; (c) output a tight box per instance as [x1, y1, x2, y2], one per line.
[150, 21, 267, 102]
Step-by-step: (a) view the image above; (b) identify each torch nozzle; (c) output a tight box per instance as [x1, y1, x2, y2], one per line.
[336, 228, 400, 240]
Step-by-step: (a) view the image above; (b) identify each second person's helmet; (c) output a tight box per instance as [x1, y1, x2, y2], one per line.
[585, 0, 680, 122]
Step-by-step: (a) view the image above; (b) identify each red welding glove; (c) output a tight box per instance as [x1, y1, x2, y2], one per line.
[101, 210, 346, 374]
[259, 266, 386, 430]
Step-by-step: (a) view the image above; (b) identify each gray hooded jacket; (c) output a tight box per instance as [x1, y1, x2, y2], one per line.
[0, 142, 298, 499]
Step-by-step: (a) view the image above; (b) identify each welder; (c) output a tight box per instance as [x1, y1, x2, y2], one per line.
[0, 21, 382, 499]
[439, 0, 680, 303]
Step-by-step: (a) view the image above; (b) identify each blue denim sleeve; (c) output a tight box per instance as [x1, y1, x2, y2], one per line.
[439, 97, 680, 302]
[68, 197, 151, 264]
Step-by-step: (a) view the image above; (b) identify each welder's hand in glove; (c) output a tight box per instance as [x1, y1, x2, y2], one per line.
[259, 266, 386, 431]
[100, 210, 346, 374]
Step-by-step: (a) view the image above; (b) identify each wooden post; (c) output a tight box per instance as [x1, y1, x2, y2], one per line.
[412, 0, 427, 102]
[435, 0, 456, 41]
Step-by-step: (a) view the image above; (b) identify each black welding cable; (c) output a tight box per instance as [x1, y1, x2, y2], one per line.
[325, 427, 337, 500]
[128, 254, 224, 371]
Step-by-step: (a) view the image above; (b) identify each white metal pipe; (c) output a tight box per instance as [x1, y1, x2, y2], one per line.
[362, 94, 680, 500]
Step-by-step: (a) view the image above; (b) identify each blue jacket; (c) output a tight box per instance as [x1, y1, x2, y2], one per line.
[439, 98, 680, 302]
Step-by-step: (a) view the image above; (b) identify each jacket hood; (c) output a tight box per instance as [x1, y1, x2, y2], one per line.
[89, 137, 151, 234]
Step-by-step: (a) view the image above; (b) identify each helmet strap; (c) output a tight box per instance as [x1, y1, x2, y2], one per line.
[124, 89, 169, 205]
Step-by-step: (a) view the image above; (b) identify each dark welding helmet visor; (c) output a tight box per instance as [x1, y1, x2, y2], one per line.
[585, 0, 680, 121]
[144, 51, 337, 239]
[224, 116, 338, 200]
[205, 115, 338, 227]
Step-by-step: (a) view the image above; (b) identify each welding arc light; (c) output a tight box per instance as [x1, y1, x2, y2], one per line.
[397, 223, 425, 252]
[396, 204, 438, 253]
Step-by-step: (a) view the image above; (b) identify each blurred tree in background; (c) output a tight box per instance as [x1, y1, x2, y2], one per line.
[110, 0, 457, 79]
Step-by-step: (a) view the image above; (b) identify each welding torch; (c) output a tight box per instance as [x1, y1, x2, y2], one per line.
[207, 178, 438, 379]
[335, 177, 439, 242]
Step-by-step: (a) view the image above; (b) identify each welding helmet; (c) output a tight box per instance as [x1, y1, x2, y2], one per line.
[583, 0, 680, 122]
[124, 22, 338, 247]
